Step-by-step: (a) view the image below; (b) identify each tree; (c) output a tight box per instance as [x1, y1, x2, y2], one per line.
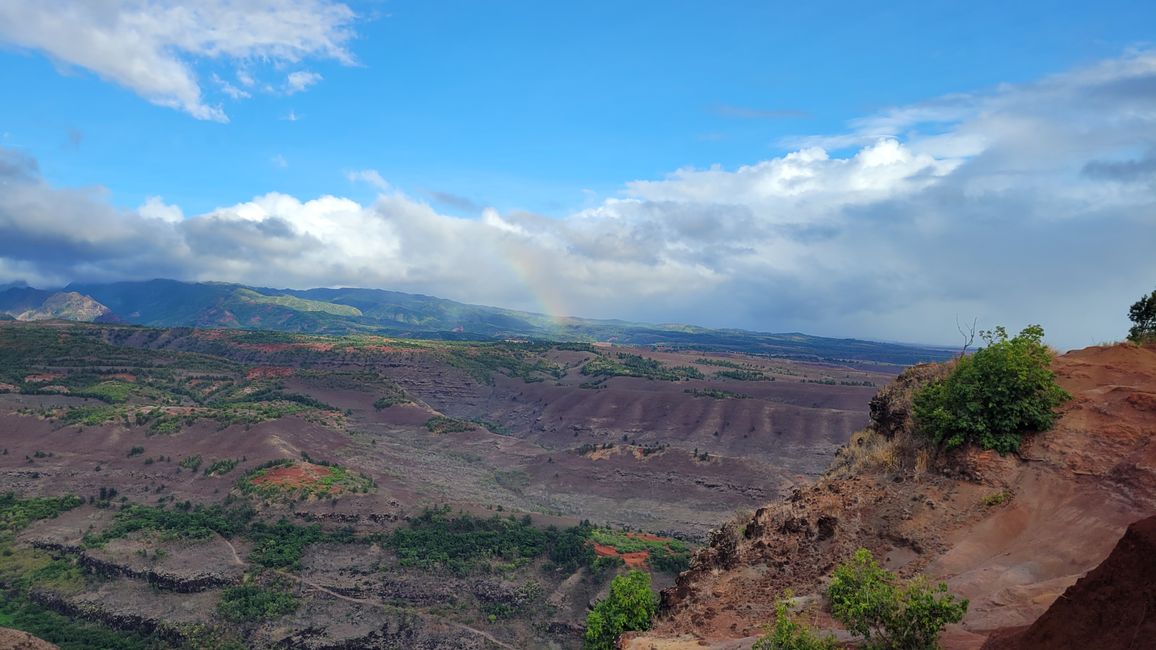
[913, 325, 1069, 453]
[827, 549, 967, 650]
[753, 592, 838, 650]
[584, 570, 658, 650]
[1129, 289, 1156, 342]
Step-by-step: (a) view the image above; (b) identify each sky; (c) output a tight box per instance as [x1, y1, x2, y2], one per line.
[0, 0, 1154, 349]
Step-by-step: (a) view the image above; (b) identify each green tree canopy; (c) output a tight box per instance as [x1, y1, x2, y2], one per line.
[1129, 289, 1156, 342]
[827, 548, 967, 650]
[584, 570, 658, 650]
[913, 325, 1069, 453]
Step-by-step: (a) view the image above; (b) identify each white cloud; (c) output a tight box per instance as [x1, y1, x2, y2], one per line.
[138, 197, 183, 223]
[285, 71, 323, 94]
[0, 1, 357, 121]
[2, 51, 1156, 348]
[346, 169, 391, 192]
[211, 73, 250, 100]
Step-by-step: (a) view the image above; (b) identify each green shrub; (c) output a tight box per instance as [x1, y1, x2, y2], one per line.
[424, 416, 475, 434]
[584, 570, 658, 650]
[827, 548, 967, 650]
[1129, 289, 1156, 342]
[216, 585, 298, 622]
[752, 593, 838, 650]
[913, 325, 1069, 453]
[981, 490, 1013, 507]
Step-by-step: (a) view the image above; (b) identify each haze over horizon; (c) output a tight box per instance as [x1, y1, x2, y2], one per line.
[1, 1, 1154, 349]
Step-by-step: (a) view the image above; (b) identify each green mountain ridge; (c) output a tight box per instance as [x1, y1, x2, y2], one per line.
[0, 278, 957, 365]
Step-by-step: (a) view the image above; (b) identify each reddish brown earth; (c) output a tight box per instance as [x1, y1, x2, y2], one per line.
[0, 322, 915, 648]
[982, 514, 1156, 650]
[249, 462, 332, 491]
[593, 544, 651, 569]
[591, 533, 680, 569]
[0, 628, 57, 649]
[629, 342, 1156, 649]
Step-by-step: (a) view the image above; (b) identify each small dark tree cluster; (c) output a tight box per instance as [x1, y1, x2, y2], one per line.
[1129, 289, 1156, 342]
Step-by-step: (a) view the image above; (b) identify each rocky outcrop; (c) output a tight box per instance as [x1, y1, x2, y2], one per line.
[641, 343, 1156, 649]
[27, 590, 186, 645]
[14, 292, 113, 322]
[982, 514, 1156, 650]
[30, 541, 239, 592]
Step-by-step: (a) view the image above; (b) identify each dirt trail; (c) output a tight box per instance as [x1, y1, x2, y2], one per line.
[218, 534, 243, 566]
[221, 532, 516, 649]
[275, 570, 518, 650]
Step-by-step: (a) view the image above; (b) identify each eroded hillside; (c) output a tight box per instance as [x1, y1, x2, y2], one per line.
[0, 321, 903, 648]
[630, 342, 1156, 649]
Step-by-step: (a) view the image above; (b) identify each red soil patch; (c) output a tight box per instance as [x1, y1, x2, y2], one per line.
[593, 543, 650, 569]
[247, 366, 295, 380]
[249, 462, 346, 493]
[107, 373, 137, 382]
[0, 383, 16, 393]
[23, 373, 63, 383]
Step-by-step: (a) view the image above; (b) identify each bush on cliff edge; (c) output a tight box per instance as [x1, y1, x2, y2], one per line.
[913, 325, 1069, 453]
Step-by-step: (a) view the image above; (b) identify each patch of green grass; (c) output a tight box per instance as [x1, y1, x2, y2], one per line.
[443, 343, 564, 385]
[82, 504, 254, 547]
[373, 382, 411, 409]
[0, 493, 85, 534]
[590, 529, 692, 574]
[470, 418, 511, 435]
[234, 288, 362, 317]
[203, 458, 239, 477]
[62, 405, 122, 427]
[425, 416, 476, 434]
[582, 353, 704, 381]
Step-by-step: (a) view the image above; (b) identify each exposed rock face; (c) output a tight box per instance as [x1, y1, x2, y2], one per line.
[638, 343, 1156, 649]
[14, 292, 113, 322]
[982, 514, 1156, 650]
[867, 361, 953, 439]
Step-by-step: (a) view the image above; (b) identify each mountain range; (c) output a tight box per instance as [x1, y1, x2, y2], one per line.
[0, 279, 952, 364]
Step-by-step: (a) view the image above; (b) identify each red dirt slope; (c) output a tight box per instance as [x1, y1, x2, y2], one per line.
[629, 342, 1156, 650]
[982, 514, 1156, 650]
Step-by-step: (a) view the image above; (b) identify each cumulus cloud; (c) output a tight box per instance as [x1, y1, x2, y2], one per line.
[285, 70, 323, 94]
[2, 51, 1156, 348]
[0, 0, 357, 120]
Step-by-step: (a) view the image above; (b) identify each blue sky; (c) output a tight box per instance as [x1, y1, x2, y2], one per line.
[0, 1, 1154, 348]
